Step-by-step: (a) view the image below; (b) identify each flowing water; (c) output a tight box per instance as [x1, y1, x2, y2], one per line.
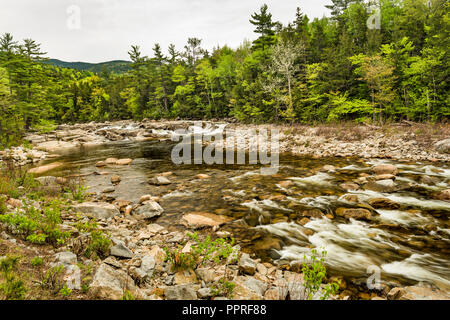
[34, 137, 450, 292]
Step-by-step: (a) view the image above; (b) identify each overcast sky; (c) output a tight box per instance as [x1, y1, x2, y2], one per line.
[0, 0, 332, 63]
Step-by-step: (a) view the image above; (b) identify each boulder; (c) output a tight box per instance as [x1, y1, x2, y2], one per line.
[278, 180, 293, 188]
[336, 208, 372, 220]
[436, 189, 450, 201]
[244, 278, 268, 296]
[96, 161, 106, 167]
[400, 286, 450, 300]
[134, 255, 156, 281]
[105, 158, 118, 164]
[90, 263, 139, 300]
[434, 139, 450, 154]
[196, 174, 211, 179]
[339, 183, 360, 191]
[74, 202, 120, 220]
[181, 212, 232, 228]
[372, 164, 398, 176]
[134, 201, 164, 219]
[110, 175, 121, 184]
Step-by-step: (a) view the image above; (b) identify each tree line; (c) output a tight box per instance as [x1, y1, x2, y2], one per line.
[1, 0, 448, 148]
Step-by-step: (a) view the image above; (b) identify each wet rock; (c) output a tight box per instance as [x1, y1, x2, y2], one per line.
[134, 201, 164, 219]
[105, 158, 118, 164]
[434, 139, 450, 154]
[196, 174, 211, 179]
[300, 209, 324, 218]
[336, 208, 372, 220]
[74, 202, 120, 220]
[297, 217, 310, 226]
[372, 164, 398, 176]
[387, 287, 406, 300]
[365, 179, 396, 192]
[420, 175, 440, 185]
[181, 212, 232, 228]
[436, 189, 450, 201]
[149, 176, 171, 185]
[102, 187, 115, 194]
[278, 180, 293, 188]
[321, 165, 336, 172]
[165, 284, 198, 300]
[340, 183, 360, 191]
[110, 175, 121, 184]
[374, 174, 396, 181]
[116, 158, 133, 165]
[139, 194, 159, 203]
[367, 198, 400, 210]
[96, 161, 106, 167]
[342, 194, 358, 203]
[90, 263, 139, 300]
[28, 162, 63, 174]
[239, 253, 257, 275]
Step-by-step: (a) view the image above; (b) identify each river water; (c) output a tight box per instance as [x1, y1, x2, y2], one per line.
[35, 138, 450, 293]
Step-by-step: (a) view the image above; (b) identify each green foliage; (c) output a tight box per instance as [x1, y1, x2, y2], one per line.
[76, 220, 112, 259]
[0, 256, 27, 300]
[122, 290, 135, 300]
[302, 249, 340, 300]
[59, 284, 72, 297]
[211, 278, 236, 298]
[0, 199, 71, 246]
[40, 265, 64, 293]
[30, 256, 43, 267]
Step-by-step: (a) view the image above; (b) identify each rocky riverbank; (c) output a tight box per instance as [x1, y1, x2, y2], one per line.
[1, 120, 449, 166]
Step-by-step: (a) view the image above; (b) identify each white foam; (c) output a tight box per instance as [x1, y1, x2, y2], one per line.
[288, 172, 334, 187]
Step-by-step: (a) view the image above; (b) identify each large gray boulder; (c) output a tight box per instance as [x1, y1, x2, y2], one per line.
[164, 284, 198, 300]
[90, 263, 138, 300]
[134, 201, 164, 219]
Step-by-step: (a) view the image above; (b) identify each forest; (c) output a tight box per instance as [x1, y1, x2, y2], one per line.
[0, 0, 448, 148]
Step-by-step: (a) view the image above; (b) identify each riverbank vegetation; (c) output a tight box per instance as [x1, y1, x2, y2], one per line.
[1, 0, 448, 150]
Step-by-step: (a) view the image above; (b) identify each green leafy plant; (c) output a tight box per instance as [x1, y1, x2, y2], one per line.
[30, 256, 44, 267]
[59, 284, 72, 297]
[302, 248, 339, 300]
[40, 265, 64, 293]
[122, 290, 135, 300]
[211, 278, 236, 298]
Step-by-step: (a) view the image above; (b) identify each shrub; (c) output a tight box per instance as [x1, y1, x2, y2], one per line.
[0, 256, 27, 300]
[31, 257, 43, 267]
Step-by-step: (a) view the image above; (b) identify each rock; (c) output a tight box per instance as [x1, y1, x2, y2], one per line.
[110, 175, 121, 184]
[196, 174, 211, 179]
[134, 201, 164, 219]
[74, 202, 121, 220]
[149, 176, 171, 185]
[175, 269, 197, 285]
[239, 253, 257, 275]
[197, 288, 212, 299]
[148, 246, 166, 265]
[336, 208, 372, 220]
[374, 174, 396, 181]
[181, 212, 232, 228]
[96, 161, 106, 167]
[368, 198, 400, 209]
[244, 278, 268, 296]
[434, 139, 450, 154]
[116, 158, 133, 165]
[322, 165, 336, 172]
[387, 287, 406, 300]
[420, 175, 440, 185]
[196, 268, 216, 283]
[342, 194, 358, 203]
[340, 183, 360, 191]
[139, 194, 158, 203]
[400, 286, 450, 300]
[28, 162, 63, 175]
[278, 180, 293, 188]
[232, 277, 264, 300]
[110, 241, 133, 259]
[134, 255, 156, 281]
[103, 256, 123, 269]
[35, 176, 58, 186]
[102, 187, 115, 193]
[165, 284, 198, 300]
[264, 288, 282, 300]
[52, 251, 77, 268]
[105, 158, 118, 164]
[436, 189, 450, 201]
[90, 263, 138, 300]
[35, 140, 77, 153]
[372, 164, 398, 176]
[256, 263, 268, 276]
[365, 179, 396, 192]
[297, 217, 310, 226]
